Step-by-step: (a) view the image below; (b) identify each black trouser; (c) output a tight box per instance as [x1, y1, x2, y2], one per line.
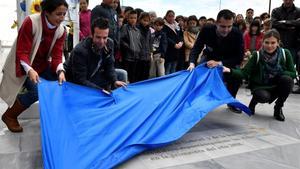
[224, 73, 242, 98]
[251, 75, 294, 108]
[136, 60, 150, 81]
[123, 60, 137, 83]
[123, 60, 150, 83]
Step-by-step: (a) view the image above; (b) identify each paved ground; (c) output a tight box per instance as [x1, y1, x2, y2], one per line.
[0, 48, 300, 169]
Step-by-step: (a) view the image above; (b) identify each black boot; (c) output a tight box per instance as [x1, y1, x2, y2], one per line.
[274, 106, 285, 121]
[248, 98, 257, 115]
[292, 87, 300, 94]
[227, 105, 242, 114]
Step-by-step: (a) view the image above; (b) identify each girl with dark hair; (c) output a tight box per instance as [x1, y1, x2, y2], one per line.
[223, 29, 296, 121]
[243, 20, 264, 66]
[79, 0, 91, 40]
[184, 15, 199, 68]
[137, 12, 152, 81]
[0, 0, 68, 132]
[112, 0, 122, 16]
[233, 14, 247, 34]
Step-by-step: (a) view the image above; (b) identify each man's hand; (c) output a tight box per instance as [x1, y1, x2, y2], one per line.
[28, 69, 40, 84]
[114, 81, 127, 88]
[187, 63, 195, 71]
[159, 58, 165, 63]
[207, 60, 222, 68]
[58, 71, 66, 85]
[175, 42, 183, 49]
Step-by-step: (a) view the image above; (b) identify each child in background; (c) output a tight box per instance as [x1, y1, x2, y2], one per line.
[243, 20, 263, 67]
[79, 0, 91, 40]
[114, 14, 125, 68]
[120, 10, 142, 83]
[137, 12, 152, 81]
[184, 15, 199, 69]
[149, 17, 168, 78]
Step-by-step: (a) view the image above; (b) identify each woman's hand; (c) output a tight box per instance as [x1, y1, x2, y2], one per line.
[159, 58, 165, 63]
[223, 66, 231, 73]
[28, 69, 40, 84]
[58, 71, 66, 85]
[244, 51, 251, 57]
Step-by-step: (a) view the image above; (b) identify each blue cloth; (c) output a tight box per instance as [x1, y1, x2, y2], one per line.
[38, 65, 251, 169]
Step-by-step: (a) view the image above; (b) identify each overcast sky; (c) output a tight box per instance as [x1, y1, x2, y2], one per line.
[1, 0, 300, 43]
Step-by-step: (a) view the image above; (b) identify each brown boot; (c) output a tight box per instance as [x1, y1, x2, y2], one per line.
[1, 99, 26, 132]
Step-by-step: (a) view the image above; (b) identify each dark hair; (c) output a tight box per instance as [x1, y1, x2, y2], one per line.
[207, 18, 215, 23]
[41, 0, 68, 13]
[91, 17, 109, 35]
[128, 9, 137, 16]
[217, 9, 235, 21]
[253, 16, 261, 21]
[79, 0, 89, 12]
[246, 8, 254, 13]
[260, 12, 270, 20]
[187, 15, 198, 24]
[237, 20, 247, 32]
[199, 16, 207, 20]
[263, 29, 280, 41]
[235, 14, 244, 21]
[139, 12, 150, 21]
[175, 15, 184, 22]
[154, 17, 165, 26]
[115, 1, 122, 15]
[165, 10, 175, 19]
[124, 6, 133, 14]
[249, 20, 261, 36]
[135, 8, 144, 18]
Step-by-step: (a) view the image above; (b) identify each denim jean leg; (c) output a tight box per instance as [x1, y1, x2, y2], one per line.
[17, 67, 57, 108]
[165, 62, 171, 75]
[170, 61, 177, 74]
[17, 78, 39, 108]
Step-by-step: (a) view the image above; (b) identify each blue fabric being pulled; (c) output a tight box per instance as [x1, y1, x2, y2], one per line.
[38, 65, 251, 169]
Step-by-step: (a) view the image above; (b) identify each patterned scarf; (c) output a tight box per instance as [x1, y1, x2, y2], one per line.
[261, 48, 283, 84]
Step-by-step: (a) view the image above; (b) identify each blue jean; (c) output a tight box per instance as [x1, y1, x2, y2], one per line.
[165, 61, 177, 75]
[18, 68, 57, 108]
[115, 68, 128, 83]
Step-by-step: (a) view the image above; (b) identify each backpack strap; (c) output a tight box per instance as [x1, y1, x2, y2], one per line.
[256, 51, 260, 64]
[257, 48, 286, 64]
[281, 48, 286, 63]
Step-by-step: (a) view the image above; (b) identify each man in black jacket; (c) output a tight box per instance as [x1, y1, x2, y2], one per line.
[64, 17, 126, 91]
[91, 0, 119, 52]
[272, 0, 300, 93]
[187, 9, 244, 113]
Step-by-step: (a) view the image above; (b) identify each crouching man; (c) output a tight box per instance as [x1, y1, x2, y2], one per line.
[64, 17, 126, 91]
